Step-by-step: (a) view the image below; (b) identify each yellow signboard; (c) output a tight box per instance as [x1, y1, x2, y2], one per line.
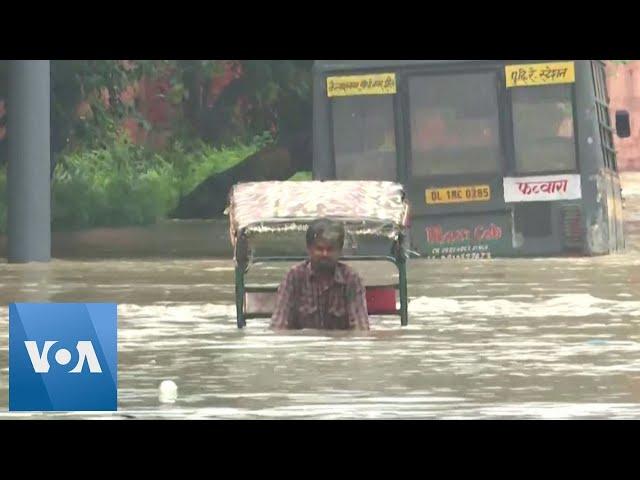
[505, 62, 575, 88]
[426, 185, 491, 204]
[327, 73, 396, 97]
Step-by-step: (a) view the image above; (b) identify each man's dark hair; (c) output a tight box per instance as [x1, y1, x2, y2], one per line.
[306, 218, 345, 249]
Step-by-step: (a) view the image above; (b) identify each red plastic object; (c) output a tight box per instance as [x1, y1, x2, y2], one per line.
[365, 287, 397, 314]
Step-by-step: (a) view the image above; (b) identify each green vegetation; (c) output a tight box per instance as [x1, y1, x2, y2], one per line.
[0, 136, 266, 233]
[0, 59, 314, 234]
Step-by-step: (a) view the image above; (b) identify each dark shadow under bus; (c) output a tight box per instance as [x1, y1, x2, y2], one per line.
[313, 60, 631, 258]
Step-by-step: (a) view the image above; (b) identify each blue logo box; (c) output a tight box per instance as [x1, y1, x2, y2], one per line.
[9, 303, 117, 412]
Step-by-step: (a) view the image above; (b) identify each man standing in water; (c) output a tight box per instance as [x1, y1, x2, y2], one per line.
[271, 218, 370, 331]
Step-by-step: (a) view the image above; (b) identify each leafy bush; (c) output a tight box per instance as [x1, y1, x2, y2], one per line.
[0, 136, 262, 233]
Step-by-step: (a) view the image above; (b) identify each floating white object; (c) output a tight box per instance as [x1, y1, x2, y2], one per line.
[159, 380, 178, 404]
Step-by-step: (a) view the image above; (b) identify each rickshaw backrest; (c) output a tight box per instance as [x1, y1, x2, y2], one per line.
[244, 284, 399, 318]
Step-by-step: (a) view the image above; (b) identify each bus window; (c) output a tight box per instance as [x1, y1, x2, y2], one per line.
[512, 85, 576, 174]
[408, 72, 502, 177]
[331, 95, 397, 181]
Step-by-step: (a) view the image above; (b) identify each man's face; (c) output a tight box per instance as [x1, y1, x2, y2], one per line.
[308, 237, 341, 272]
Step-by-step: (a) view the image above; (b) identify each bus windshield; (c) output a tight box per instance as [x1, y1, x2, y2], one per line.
[512, 84, 577, 174]
[408, 72, 502, 177]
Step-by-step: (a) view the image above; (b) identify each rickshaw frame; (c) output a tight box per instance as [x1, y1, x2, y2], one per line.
[228, 180, 411, 329]
[234, 250, 409, 329]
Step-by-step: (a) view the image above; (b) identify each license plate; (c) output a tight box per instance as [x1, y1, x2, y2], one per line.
[426, 185, 491, 204]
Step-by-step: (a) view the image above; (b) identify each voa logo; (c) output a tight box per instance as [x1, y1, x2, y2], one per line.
[24, 340, 103, 373]
[9, 303, 117, 412]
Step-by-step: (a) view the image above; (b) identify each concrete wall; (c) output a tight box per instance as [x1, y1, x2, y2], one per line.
[607, 61, 640, 171]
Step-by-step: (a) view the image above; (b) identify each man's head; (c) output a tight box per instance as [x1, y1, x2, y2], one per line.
[306, 218, 345, 273]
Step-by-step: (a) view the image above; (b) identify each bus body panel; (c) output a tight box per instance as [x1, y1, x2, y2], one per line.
[313, 60, 624, 258]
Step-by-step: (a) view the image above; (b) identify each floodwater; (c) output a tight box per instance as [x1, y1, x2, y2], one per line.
[2, 177, 640, 419]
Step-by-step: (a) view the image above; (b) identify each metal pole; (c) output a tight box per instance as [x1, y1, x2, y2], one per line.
[398, 258, 408, 327]
[235, 265, 246, 329]
[7, 60, 51, 263]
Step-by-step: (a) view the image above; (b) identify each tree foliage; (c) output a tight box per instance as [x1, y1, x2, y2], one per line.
[0, 60, 313, 168]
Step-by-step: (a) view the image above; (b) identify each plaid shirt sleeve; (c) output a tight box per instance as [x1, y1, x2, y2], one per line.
[270, 268, 296, 330]
[347, 271, 370, 331]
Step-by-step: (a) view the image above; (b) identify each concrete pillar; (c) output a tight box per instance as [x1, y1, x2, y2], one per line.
[7, 60, 51, 263]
